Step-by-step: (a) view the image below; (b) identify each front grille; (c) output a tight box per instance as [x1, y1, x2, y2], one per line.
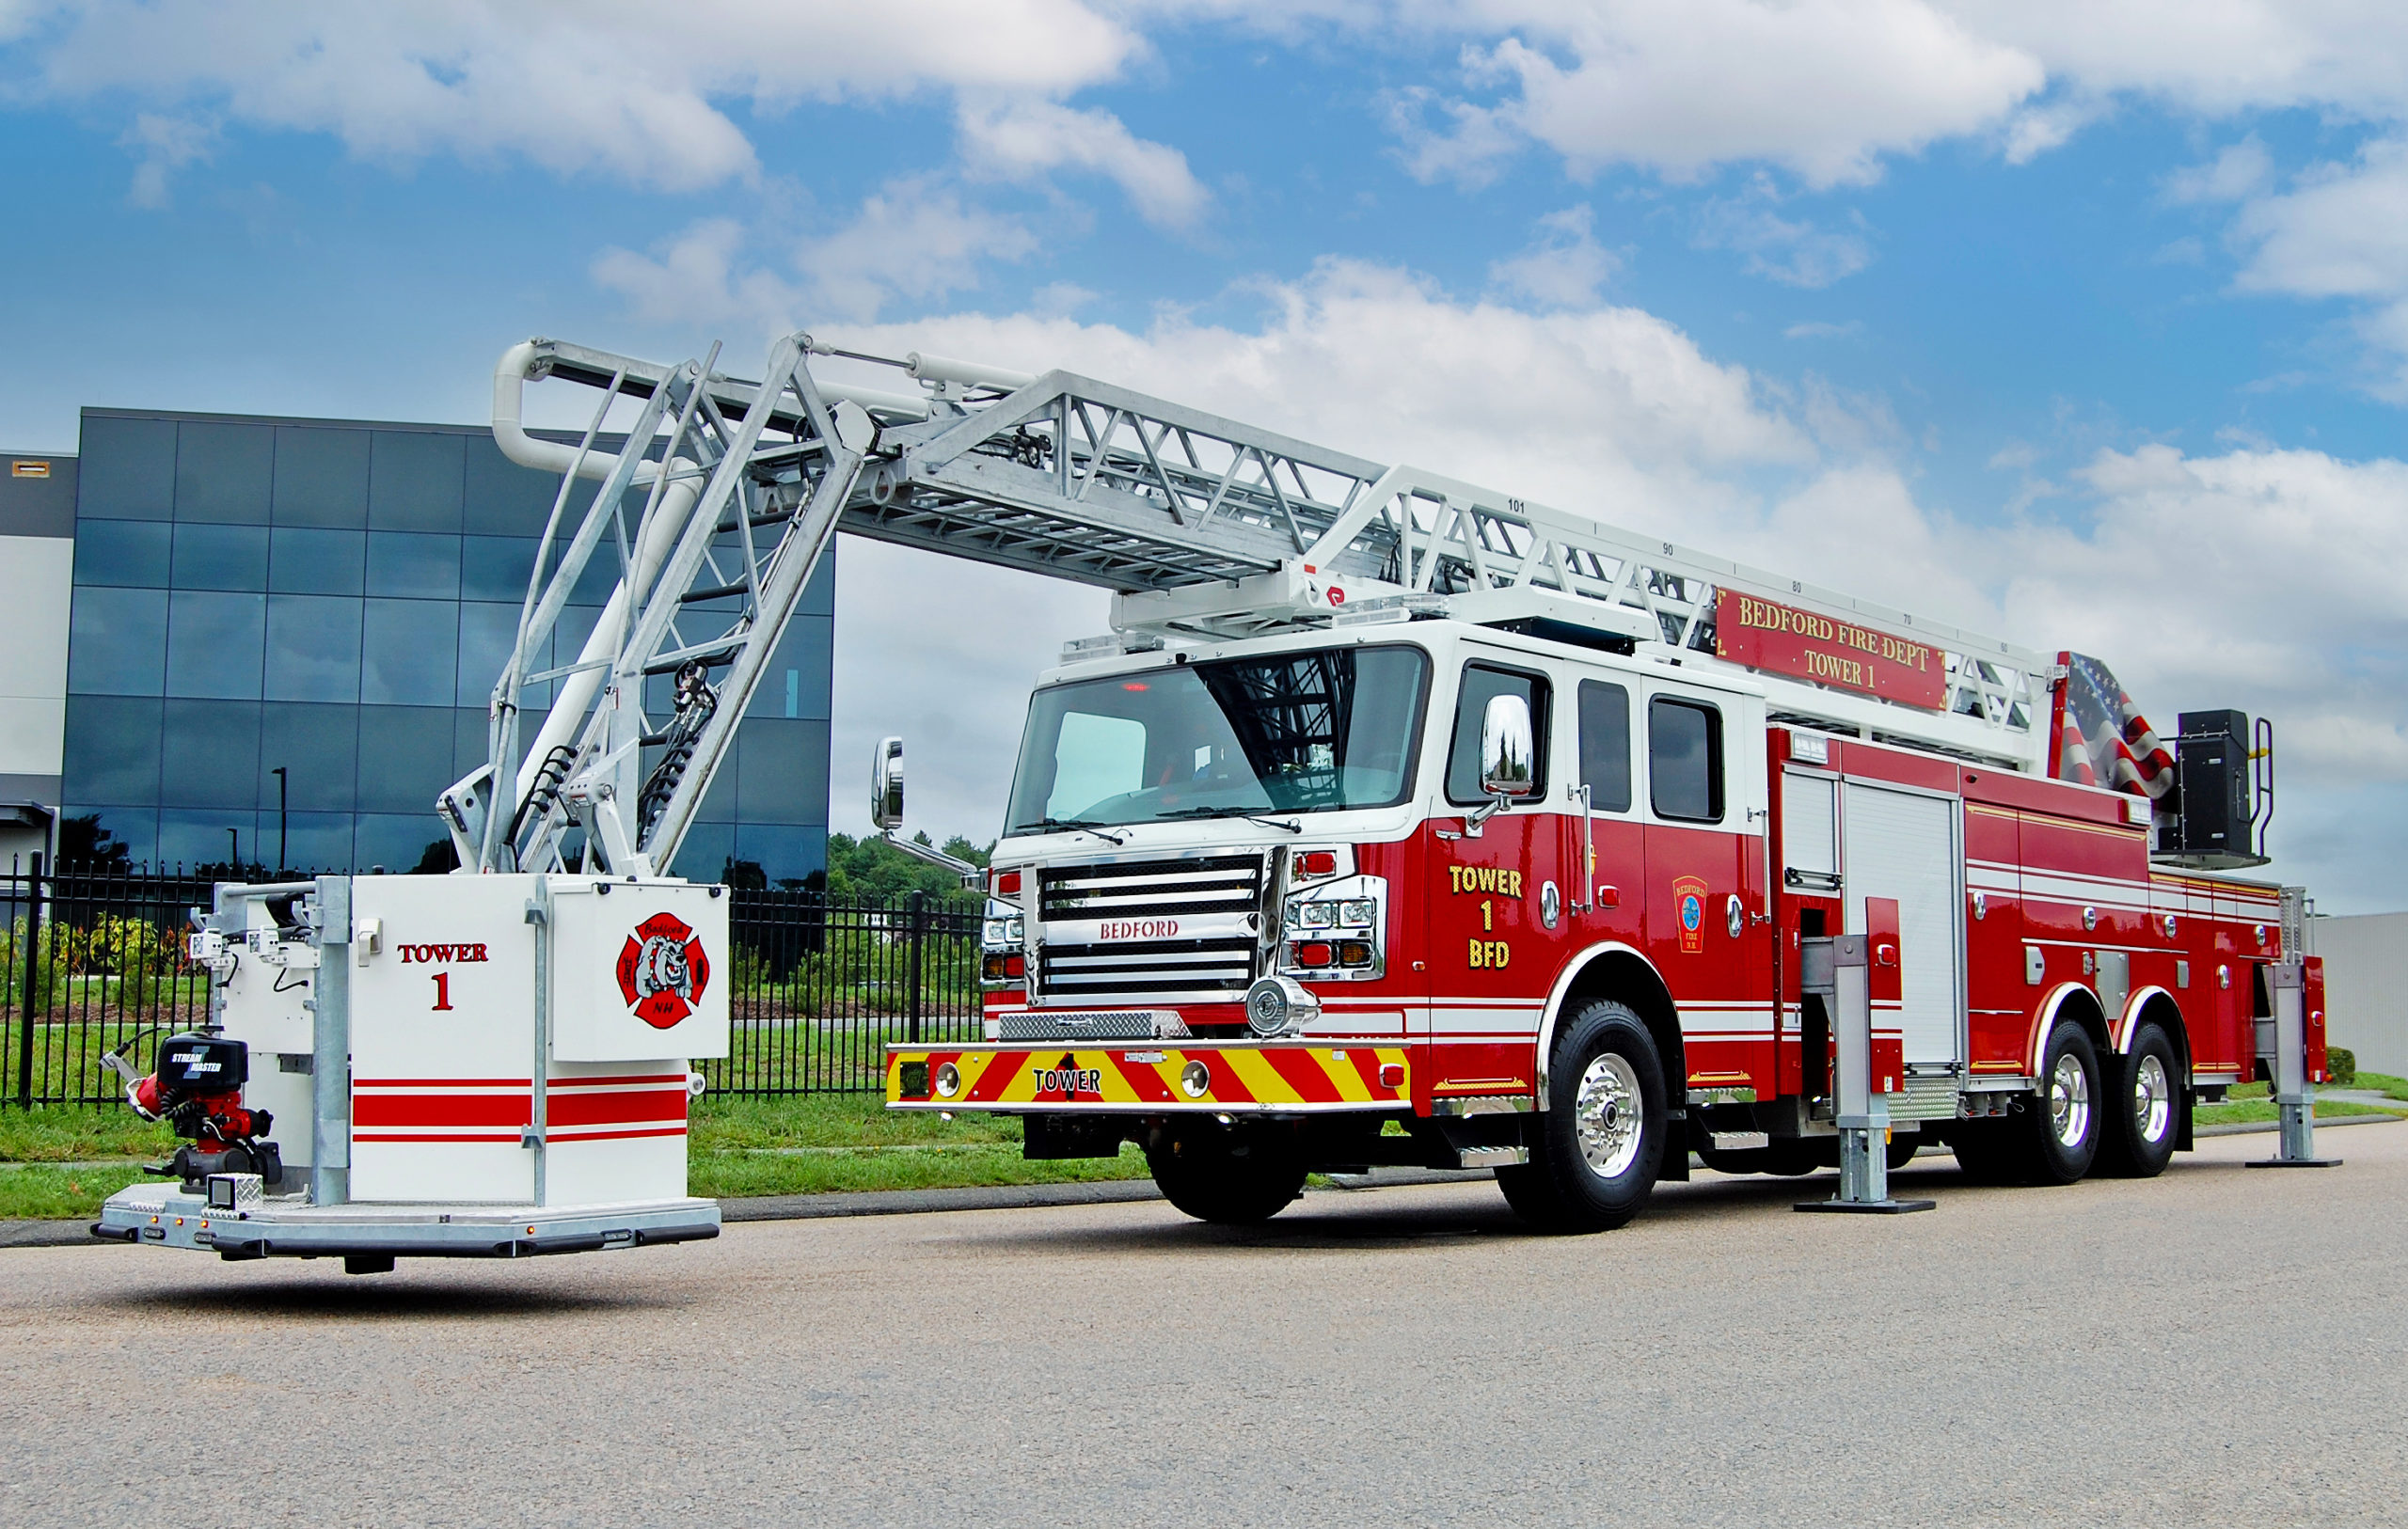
[1036, 854, 1264, 1004]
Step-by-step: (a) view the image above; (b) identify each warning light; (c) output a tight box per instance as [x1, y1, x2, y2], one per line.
[1295, 851, 1338, 876]
[1121, 682, 1149, 691]
[993, 870, 1021, 896]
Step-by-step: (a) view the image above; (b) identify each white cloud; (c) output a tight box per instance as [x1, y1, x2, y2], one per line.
[1395, 0, 2045, 189]
[9, 0, 1140, 196]
[2163, 136, 2275, 206]
[2217, 138, 2408, 394]
[594, 185, 1038, 331]
[957, 98, 1210, 229]
[119, 111, 214, 208]
[1696, 189, 1875, 289]
[1486, 204, 1617, 307]
[1783, 320, 1863, 340]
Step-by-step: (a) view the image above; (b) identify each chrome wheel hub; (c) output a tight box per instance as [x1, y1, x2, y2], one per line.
[2132, 1052, 2172, 1143]
[2050, 1052, 2093, 1149]
[1575, 1052, 1644, 1179]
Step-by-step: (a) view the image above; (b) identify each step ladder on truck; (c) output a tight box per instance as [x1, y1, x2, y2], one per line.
[91, 329, 2334, 1265]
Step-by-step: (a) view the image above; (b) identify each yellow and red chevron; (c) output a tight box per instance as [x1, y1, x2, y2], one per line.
[886, 1044, 1410, 1111]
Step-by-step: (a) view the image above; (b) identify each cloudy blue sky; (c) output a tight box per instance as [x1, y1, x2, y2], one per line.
[4, 2, 2406, 908]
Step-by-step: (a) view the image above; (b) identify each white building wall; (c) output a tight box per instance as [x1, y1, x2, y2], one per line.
[2306, 913, 2408, 1077]
[0, 533, 71, 778]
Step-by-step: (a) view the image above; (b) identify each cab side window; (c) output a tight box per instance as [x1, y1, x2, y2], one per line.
[1648, 696, 1723, 823]
[1446, 664, 1549, 805]
[1576, 679, 1632, 812]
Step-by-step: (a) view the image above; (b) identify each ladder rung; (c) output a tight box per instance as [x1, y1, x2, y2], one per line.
[678, 582, 751, 605]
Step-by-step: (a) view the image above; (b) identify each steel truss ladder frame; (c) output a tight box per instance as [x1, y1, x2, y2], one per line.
[459, 332, 2053, 875]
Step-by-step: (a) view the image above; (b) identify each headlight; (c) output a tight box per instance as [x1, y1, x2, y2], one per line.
[1299, 901, 1337, 929]
[1339, 900, 1376, 927]
[934, 1063, 961, 1098]
[982, 916, 1024, 948]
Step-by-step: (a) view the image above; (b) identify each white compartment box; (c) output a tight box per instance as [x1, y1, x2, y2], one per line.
[552, 879, 731, 1063]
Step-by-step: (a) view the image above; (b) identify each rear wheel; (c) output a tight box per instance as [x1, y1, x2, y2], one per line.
[1147, 1127, 1307, 1225]
[1497, 1001, 1666, 1233]
[2096, 1021, 2180, 1178]
[1955, 1018, 2102, 1185]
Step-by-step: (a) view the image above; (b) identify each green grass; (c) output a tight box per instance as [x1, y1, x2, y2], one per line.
[0, 1093, 1148, 1218]
[0, 1103, 175, 1163]
[0, 1163, 153, 1220]
[2195, 1097, 2402, 1127]
[2349, 1071, 2408, 1101]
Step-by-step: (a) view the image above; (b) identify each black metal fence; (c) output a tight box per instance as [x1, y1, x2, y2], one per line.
[2, 857, 984, 1106]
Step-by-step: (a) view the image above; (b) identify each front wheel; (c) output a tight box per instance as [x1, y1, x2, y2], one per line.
[1497, 1001, 1666, 1234]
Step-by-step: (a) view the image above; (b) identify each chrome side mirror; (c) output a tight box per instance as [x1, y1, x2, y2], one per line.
[1479, 693, 1536, 798]
[871, 735, 905, 829]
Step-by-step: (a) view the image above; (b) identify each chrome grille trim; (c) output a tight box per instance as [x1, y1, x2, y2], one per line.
[1035, 854, 1267, 1004]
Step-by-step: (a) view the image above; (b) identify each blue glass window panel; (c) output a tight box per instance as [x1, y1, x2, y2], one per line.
[160, 700, 261, 809]
[74, 520, 171, 588]
[62, 696, 163, 804]
[366, 531, 461, 599]
[353, 813, 445, 874]
[798, 547, 836, 618]
[734, 717, 826, 825]
[747, 617, 830, 718]
[60, 805, 158, 871]
[669, 823, 734, 885]
[354, 705, 455, 812]
[463, 435, 562, 537]
[258, 702, 358, 811]
[76, 414, 176, 520]
[733, 823, 825, 888]
[159, 809, 251, 872]
[455, 602, 521, 708]
[459, 536, 539, 603]
[269, 528, 366, 594]
[274, 812, 355, 874]
[369, 431, 465, 532]
[67, 586, 167, 695]
[173, 421, 273, 524]
[170, 524, 270, 591]
[360, 598, 458, 707]
[264, 594, 363, 703]
[272, 426, 370, 528]
[165, 591, 265, 700]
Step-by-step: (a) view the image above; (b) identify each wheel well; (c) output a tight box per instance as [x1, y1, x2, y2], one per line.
[2055, 986, 2112, 1062]
[1555, 950, 1687, 1098]
[2133, 989, 2191, 1077]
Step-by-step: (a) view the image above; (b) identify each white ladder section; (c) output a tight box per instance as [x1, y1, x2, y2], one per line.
[452, 333, 2055, 876]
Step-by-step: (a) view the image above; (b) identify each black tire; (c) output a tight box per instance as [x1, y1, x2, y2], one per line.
[1496, 1000, 1666, 1233]
[2095, 1020, 2180, 1178]
[1947, 1120, 2023, 1184]
[1146, 1128, 1306, 1224]
[1885, 1132, 1921, 1172]
[1962, 1018, 2102, 1185]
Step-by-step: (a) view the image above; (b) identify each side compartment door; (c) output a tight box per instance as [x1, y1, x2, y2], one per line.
[1840, 780, 1966, 1073]
[1640, 687, 1758, 1090]
[1424, 659, 1560, 1098]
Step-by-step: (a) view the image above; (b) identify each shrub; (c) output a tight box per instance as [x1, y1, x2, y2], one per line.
[2326, 1046, 2357, 1086]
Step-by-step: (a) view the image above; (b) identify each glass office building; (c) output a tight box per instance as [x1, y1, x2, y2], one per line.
[61, 407, 832, 884]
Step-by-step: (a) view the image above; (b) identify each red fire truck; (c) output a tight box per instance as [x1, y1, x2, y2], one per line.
[882, 474, 2316, 1234]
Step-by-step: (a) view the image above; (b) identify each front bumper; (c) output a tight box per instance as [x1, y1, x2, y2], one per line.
[92, 1182, 721, 1259]
[886, 1041, 1410, 1113]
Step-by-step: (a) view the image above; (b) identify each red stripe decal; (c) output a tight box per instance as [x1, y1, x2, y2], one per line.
[353, 1093, 531, 1127]
[547, 1126, 689, 1143]
[353, 1131, 521, 1143]
[547, 1086, 689, 1128]
[549, 1073, 689, 1089]
[966, 1050, 1030, 1103]
[356, 1078, 531, 1089]
[1261, 1048, 1342, 1104]
[1106, 1051, 1178, 1104]
[1344, 1048, 1393, 1096]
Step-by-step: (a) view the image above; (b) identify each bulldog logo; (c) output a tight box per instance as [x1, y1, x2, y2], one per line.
[616, 911, 712, 1029]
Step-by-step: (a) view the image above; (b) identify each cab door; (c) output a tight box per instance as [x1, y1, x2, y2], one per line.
[1423, 658, 1560, 1098]
[1640, 686, 1771, 1090]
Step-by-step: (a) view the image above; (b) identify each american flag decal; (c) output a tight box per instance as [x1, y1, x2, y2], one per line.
[2052, 651, 2174, 799]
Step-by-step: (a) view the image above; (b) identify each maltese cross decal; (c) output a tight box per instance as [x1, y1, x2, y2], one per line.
[616, 911, 712, 1029]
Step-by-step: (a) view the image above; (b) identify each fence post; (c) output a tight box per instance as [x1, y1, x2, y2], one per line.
[17, 852, 42, 1109]
[906, 889, 926, 1045]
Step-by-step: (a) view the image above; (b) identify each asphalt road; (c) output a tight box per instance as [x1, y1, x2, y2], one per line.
[4, 1124, 2401, 1528]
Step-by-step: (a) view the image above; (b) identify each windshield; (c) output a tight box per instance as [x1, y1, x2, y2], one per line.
[1004, 644, 1431, 834]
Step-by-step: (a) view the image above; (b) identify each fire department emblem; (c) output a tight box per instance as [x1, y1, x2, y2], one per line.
[616, 912, 712, 1029]
[1673, 875, 1708, 955]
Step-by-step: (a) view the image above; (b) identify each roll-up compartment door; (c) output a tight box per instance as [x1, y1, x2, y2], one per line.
[1782, 770, 1838, 889]
[1841, 782, 1964, 1066]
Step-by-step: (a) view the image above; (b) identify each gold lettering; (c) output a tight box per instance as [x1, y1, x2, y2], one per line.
[1509, 870, 1525, 899]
